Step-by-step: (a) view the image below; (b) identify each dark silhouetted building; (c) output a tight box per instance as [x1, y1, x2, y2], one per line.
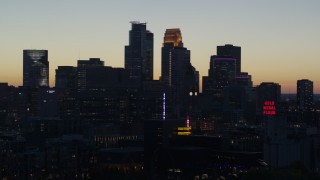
[125, 21, 154, 82]
[256, 82, 281, 116]
[77, 58, 104, 91]
[264, 116, 320, 170]
[0, 83, 9, 125]
[210, 56, 237, 88]
[297, 79, 313, 111]
[217, 44, 241, 74]
[37, 88, 59, 117]
[55, 66, 77, 90]
[141, 80, 165, 121]
[235, 72, 253, 87]
[23, 50, 49, 88]
[202, 56, 236, 97]
[144, 119, 186, 178]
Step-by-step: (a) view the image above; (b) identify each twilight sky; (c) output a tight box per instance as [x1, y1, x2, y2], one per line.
[1, 0, 320, 93]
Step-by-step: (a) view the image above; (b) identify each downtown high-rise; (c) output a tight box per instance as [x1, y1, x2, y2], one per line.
[161, 28, 198, 117]
[217, 44, 241, 74]
[256, 82, 281, 116]
[77, 58, 104, 91]
[297, 79, 314, 111]
[23, 50, 49, 88]
[161, 28, 188, 88]
[125, 21, 154, 82]
[202, 55, 236, 97]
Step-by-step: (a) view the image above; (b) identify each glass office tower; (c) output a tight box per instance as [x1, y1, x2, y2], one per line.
[23, 50, 49, 88]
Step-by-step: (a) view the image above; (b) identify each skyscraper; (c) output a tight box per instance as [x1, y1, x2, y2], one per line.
[161, 28, 188, 88]
[125, 21, 154, 82]
[297, 79, 313, 111]
[235, 72, 253, 87]
[23, 50, 49, 88]
[256, 82, 281, 116]
[163, 28, 183, 47]
[202, 55, 236, 97]
[209, 56, 237, 89]
[217, 44, 241, 74]
[161, 29, 198, 117]
[77, 58, 104, 91]
[55, 66, 77, 90]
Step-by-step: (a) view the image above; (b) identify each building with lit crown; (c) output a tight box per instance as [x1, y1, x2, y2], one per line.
[161, 28, 198, 117]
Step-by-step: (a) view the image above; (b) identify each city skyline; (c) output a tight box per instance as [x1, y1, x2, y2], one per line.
[1, 1, 320, 93]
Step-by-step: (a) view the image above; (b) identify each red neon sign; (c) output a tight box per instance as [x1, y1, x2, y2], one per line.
[263, 100, 276, 115]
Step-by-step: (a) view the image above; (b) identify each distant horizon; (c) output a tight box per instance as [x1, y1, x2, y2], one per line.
[3, 80, 320, 96]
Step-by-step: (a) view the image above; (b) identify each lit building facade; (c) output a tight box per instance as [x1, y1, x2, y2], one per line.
[163, 28, 183, 47]
[23, 50, 49, 88]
